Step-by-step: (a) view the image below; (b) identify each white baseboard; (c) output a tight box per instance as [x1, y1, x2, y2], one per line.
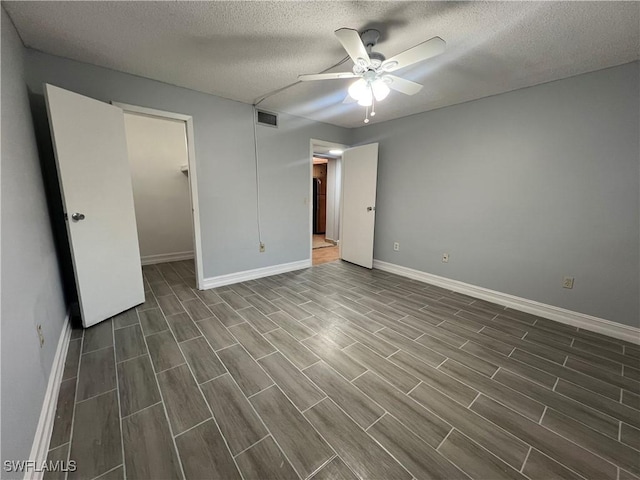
[202, 259, 312, 290]
[27, 313, 72, 480]
[373, 260, 640, 345]
[140, 251, 194, 265]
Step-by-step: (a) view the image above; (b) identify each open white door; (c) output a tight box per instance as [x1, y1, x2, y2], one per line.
[45, 84, 144, 327]
[340, 143, 379, 268]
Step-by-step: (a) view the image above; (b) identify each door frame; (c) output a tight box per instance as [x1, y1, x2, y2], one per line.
[113, 102, 204, 290]
[309, 138, 348, 262]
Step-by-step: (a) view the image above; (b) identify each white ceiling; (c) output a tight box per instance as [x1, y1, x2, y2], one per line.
[5, 1, 639, 128]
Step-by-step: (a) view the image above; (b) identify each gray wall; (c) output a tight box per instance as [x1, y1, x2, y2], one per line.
[353, 62, 640, 327]
[24, 50, 351, 279]
[1, 8, 67, 471]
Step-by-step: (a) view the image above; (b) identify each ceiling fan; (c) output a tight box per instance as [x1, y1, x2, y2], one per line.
[298, 28, 445, 123]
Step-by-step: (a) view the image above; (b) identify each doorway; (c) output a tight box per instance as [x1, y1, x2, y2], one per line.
[310, 139, 345, 265]
[114, 102, 204, 289]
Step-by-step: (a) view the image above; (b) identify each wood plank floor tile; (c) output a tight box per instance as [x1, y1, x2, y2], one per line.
[56, 262, 640, 480]
[237, 306, 279, 334]
[175, 419, 241, 480]
[409, 382, 529, 469]
[165, 312, 200, 343]
[200, 374, 268, 455]
[217, 344, 273, 396]
[389, 351, 478, 407]
[181, 298, 213, 321]
[542, 408, 640, 475]
[117, 355, 160, 417]
[208, 302, 246, 327]
[471, 395, 617, 479]
[76, 347, 116, 401]
[554, 378, 640, 429]
[268, 311, 314, 340]
[229, 323, 276, 359]
[49, 378, 76, 449]
[365, 311, 423, 339]
[376, 328, 446, 367]
[114, 324, 147, 362]
[258, 353, 325, 411]
[302, 335, 366, 381]
[565, 356, 640, 393]
[622, 389, 640, 409]
[157, 364, 210, 435]
[82, 321, 114, 354]
[369, 414, 470, 480]
[521, 448, 584, 480]
[439, 360, 544, 421]
[250, 386, 334, 478]
[332, 306, 381, 333]
[62, 338, 82, 381]
[493, 368, 619, 437]
[220, 290, 252, 310]
[462, 342, 556, 388]
[112, 308, 138, 329]
[309, 457, 357, 480]
[511, 348, 621, 400]
[304, 362, 383, 429]
[44, 444, 70, 480]
[417, 333, 498, 377]
[354, 372, 451, 448]
[172, 283, 198, 302]
[343, 342, 419, 393]
[304, 398, 411, 480]
[146, 330, 185, 372]
[336, 322, 398, 357]
[69, 391, 121, 480]
[196, 316, 237, 350]
[138, 308, 168, 336]
[180, 336, 226, 384]
[157, 294, 185, 316]
[620, 423, 640, 451]
[235, 436, 299, 480]
[437, 429, 525, 480]
[265, 328, 320, 370]
[122, 403, 181, 480]
[271, 297, 313, 321]
[245, 294, 280, 315]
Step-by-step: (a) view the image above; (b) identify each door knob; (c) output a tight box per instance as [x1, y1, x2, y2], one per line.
[71, 212, 85, 222]
[367, 206, 375, 212]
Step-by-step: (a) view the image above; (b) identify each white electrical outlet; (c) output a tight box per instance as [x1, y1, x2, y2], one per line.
[563, 276, 574, 289]
[393, 242, 400, 251]
[259, 243, 265, 253]
[442, 253, 449, 263]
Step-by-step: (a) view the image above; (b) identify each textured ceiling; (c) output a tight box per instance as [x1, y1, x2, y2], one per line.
[4, 1, 639, 128]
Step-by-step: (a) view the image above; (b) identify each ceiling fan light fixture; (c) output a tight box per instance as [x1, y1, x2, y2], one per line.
[371, 79, 390, 101]
[348, 78, 367, 100]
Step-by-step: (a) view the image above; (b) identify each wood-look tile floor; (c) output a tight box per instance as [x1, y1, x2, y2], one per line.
[47, 260, 640, 480]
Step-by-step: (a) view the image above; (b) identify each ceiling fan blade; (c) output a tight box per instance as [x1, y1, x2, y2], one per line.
[335, 28, 371, 66]
[386, 75, 423, 95]
[298, 72, 358, 81]
[382, 37, 445, 72]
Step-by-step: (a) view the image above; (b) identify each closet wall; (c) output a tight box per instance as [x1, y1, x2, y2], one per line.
[123, 112, 193, 264]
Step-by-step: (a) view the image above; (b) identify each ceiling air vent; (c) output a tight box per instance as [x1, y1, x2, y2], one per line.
[256, 110, 278, 128]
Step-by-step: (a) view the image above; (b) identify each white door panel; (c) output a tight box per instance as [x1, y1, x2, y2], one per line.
[340, 143, 379, 268]
[45, 84, 144, 327]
